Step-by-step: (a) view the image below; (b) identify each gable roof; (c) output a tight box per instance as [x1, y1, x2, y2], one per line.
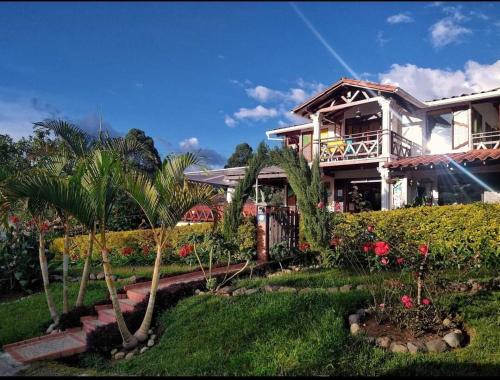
[292, 78, 426, 117]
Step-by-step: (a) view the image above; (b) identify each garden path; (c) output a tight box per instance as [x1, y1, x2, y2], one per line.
[2, 262, 252, 367]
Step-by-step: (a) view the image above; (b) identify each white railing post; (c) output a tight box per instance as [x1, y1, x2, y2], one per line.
[311, 112, 322, 159]
[380, 100, 391, 158]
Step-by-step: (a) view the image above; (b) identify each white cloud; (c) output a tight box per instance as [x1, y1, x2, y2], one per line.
[376, 31, 390, 47]
[135, 83, 144, 89]
[179, 137, 199, 149]
[224, 115, 237, 128]
[429, 18, 471, 48]
[387, 13, 414, 24]
[378, 60, 500, 101]
[234, 105, 278, 121]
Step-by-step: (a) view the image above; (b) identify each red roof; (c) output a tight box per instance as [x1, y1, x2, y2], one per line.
[385, 149, 500, 169]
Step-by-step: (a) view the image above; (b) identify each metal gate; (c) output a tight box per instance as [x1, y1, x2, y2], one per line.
[265, 206, 299, 253]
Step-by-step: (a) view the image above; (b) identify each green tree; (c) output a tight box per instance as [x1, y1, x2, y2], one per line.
[123, 152, 218, 341]
[224, 143, 253, 168]
[270, 147, 330, 256]
[222, 142, 268, 240]
[125, 128, 162, 175]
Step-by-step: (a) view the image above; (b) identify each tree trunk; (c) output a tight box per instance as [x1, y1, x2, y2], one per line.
[62, 222, 70, 314]
[99, 227, 137, 349]
[38, 230, 59, 325]
[134, 242, 162, 342]
[75, 226, 94, 307]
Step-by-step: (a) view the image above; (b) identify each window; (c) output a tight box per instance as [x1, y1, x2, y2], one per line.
[426, 110, 453, 154]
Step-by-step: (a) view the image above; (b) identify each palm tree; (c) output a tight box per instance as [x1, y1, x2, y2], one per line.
[123, 153, 218, 341]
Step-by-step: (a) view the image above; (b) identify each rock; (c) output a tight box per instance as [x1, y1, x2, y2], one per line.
[195, 289, 201, 295]
[366, 336, 376, 345]
[327, 287, 339, 293]
[293, 266, 301, 272]
[299, 288, 312, 294]
[244, 288, 259, 296]
[407, 341, 427, 354]
[282, 268, 292, 273]
[339, 284, 352, 293]
[96, 272, 105, 280]
[150, 334, 156, 341]
[89, 273, 96, 280]
[148, 329, 154, 335]
[375, 336, 391, 349]
[263, 285, 279, 293]
[276, 286, 297, 293]
[350, 323, 361, 335]
[356, 284, 365, 290]
[458, 284, 468, 292]
[443, 332, 462, 348]
[125, 352, 135, 359]
[114, 352, 125, 360]
[45, 323, 56, 334]
[390, 342, 408, 353]
[356, 309, 367, 318]
[442, 318, 452, 327]
[110, 348, 118, 356]
[348, 314, 361, 325]
[217, 286, 234, 295]
[232, 288, 247, 296]
[126, 275, 137, 283]
[426, 339, 449, 353]
[140, 347, 148, 354]
[147, 339, 155, 347]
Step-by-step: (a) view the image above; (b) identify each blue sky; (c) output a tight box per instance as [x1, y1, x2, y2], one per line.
[1, 1, 500, 167]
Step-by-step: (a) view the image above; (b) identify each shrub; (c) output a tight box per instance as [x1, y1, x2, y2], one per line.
[50, 223, 213, 265]
[235, 216, 257, 252]
[331, 203, 500, 270]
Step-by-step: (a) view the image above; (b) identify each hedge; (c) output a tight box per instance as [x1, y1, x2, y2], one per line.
[50, 223, 213, 260]
[330, 203, 500, 270]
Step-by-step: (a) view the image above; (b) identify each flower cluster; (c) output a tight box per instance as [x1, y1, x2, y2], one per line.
[401, 294, 413, 309]
[178, 243, 194, 258]
[330, 237, 342, 248]
[121, 246, 133, 256]
[298, 242, 310, 252]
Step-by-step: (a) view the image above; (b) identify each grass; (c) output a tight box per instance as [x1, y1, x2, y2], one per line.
[67, 263, 194, 279]
[0, 281, 119, 346]
[106, 269, 500, 376]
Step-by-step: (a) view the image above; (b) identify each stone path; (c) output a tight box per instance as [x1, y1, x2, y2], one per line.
[2, 262, 256, 367]
[0, 352, 27, 376]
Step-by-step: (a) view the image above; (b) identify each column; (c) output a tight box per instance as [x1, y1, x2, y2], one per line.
[380, 100, 391, 158]
[311, 112, 322, 159]
[378, 162, 391, 210]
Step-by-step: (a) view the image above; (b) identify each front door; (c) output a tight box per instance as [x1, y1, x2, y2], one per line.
[334, 179, 382, 212]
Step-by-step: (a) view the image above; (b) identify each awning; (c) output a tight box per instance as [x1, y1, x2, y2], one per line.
[384, 149, 500, 169]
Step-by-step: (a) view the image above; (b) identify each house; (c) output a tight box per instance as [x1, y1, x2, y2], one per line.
[189, 78, 500, 212]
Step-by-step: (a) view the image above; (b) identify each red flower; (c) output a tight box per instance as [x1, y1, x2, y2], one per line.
[330, 238, 342, 247]
[122, 246, 133, 256]
[8, 215, 19, 225]
[396, 257, 405, 265]
[299, 242, 310, 252]
[421, 298, 431, 305]
[380, 257, 389, 266]
[373, 241, 390, 256]
[179, 243, 194, 258]
[40, 220, 50, 233]
[362, 242, 372, 253]
[142, 245, 150, 255]
[418, 244, 429, 257]
[401, 294, 413, 309]
[317, 201, 325, 209]
[367, 225, 375, 233]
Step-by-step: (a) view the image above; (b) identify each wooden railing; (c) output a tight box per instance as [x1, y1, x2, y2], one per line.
[472, 130, 500, 150]
[317, 130, 422, 163]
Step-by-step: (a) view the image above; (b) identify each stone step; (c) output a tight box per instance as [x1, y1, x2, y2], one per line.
[126, 288, 149, 303]
[94, 298, 139, 314]
[81, 317, 108, 334]
[97, 308, 117, 324]
[3, 328, 87, 364]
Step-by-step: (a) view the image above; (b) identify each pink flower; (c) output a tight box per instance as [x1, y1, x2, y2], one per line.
[373, 241, 390, 256]
[362, 243, 372, 253]
[367, 225, 375, 233]
[421, 298, 431, 305]
[121, 246, 133, 256]
[401, 294, 413, 309]
[418, 244, 429, 257]
[380, 257, 389, 266]
[396, 257, 405, 265]
[8, 215, 19, 225]
[379, 303, 385, 309]
[317, 201, 325, 209]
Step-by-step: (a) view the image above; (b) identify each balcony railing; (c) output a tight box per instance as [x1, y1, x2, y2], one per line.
[318, 130, 422, 163]
[472, 130, 500, 150]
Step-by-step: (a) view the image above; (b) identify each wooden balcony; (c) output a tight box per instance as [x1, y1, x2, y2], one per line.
[472, 130, 500, 150]
[318, 130, 422, 163]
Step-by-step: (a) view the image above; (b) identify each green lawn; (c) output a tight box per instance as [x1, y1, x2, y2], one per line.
[109, 286, 500, 376]
[67, 263, 194, 279]
[0, 281, 117, 346]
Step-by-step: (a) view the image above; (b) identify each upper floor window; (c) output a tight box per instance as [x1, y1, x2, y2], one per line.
[426, 107, 469, 154]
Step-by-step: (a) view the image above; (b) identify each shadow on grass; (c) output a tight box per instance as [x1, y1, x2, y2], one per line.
[385, 361, 500, 377]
